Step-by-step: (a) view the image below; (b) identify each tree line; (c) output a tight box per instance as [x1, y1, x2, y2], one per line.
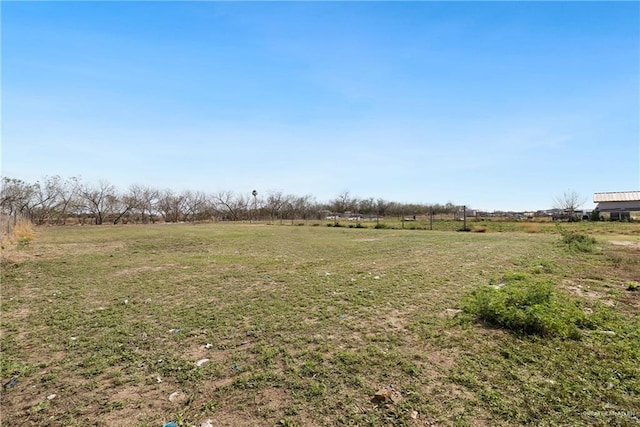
[1, 176, 461, 226]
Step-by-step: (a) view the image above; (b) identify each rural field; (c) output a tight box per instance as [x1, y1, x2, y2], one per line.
[1, 222, 639, 426]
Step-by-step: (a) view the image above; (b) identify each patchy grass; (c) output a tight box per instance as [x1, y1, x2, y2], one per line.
[1, 223, 638, 426]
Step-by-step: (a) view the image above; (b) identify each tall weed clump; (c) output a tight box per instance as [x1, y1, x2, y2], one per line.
[1, 217, 35, 249]
[557, 226, 596, 253]
[462, 274, 597, 339]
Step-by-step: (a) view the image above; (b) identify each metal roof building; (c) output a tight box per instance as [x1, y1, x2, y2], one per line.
[593, 191, 640, 220]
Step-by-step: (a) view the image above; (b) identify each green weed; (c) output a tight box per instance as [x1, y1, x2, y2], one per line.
[462, 276, 599, 338]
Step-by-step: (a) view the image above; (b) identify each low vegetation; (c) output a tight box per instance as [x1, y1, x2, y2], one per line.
[1, 222, 638, 426]
[462, 274, 609, 339]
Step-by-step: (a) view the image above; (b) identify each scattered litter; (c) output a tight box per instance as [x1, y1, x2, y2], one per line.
[141, 333, 148, 340]
[204, 343, 213, 349]
[168, 391, 180, 402]
[372, 386, 402, 404]
[350, 278, 356, 282]
[373, 276, 380, 280]
[156, 377, 162, 383]
[325, 272, 331, 276]
[196, 358, 210, 367]
[3, 378, 18, 389]
[70, 337, 78, 341]
[97, 307, 105, 311]
[47, 394, 57, 400]
[169, 329, 181, 334]
[124, 299, 128, 304]
[232, 363, 241, 372]
[410, 410, 418, 419]
[339, 314, 346, 319]
[144, 298, 152, 304]
[200, 419, 213, 427]
[163, 422, 178, 427]
[239, 341, 249, 346]
[598, 330, 616, 337]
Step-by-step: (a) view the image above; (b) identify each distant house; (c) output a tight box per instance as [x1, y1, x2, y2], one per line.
[593, 191, 640, 221]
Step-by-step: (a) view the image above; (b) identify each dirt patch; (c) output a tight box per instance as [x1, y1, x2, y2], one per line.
[609, 240, 640, 249]
[113, 265, 169, 277]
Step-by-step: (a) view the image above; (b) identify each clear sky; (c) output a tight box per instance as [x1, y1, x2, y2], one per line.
[2, 1, 639, 211]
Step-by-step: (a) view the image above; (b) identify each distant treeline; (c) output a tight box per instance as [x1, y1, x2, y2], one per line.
[1, 176, 461, 226]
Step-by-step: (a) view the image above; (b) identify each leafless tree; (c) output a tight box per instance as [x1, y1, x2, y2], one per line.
[78, 180, 116, 225]
[54, 176, 81, 225]
[157, 189, 186, 223]
[213, 191, 247, 221]
[128, 185, 160, 224]
[265, 191, 286, 223]
[553, 190, 586, 220]
[1, 178, 36, 227]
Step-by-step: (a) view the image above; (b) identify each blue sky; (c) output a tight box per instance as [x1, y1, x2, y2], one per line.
[2, 1, 638, 211]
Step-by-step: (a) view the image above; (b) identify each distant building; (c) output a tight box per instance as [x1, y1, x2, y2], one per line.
[593, 191, 640, 221]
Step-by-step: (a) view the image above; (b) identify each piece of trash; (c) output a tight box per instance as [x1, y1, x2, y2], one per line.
[163, 422, 178, 427]
[410, 410, 418, 419]
[3, 378, 18, 389]
[204, 343, 213, 349]
[123, 299, 128, 304]
[144, 298, 152, 304]
[169, 329, 181, 334]
[47, 394, 57, 400]
[156, 377, 162, 383]
[168, 391, 180, 402]
[196, 358, 210, 367]
[372, 387, 402, 404]
[598, 330, 616, 336]
[339, 314, 346, 319]
[97, 307, 105, 311]
[239, 341, 249, 346]
[232, 363, 241, 372]
[141, 333, 148, 340]
[200, 419, 213, 427]
[373, 276, 380, 280]
[70, 337, 78, 341]
[325, 272, 331, 276]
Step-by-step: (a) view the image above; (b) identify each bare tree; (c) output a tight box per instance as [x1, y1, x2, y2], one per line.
[157, 189, 185, 223]
[54, 176, 81, 225]
[213, 191, 246, 221]
[265, 191, 285, 223]
[1, 178, 36, 227]
[78, 180, 116, 225]
[129, 185, 160, 224]
[553, 190, 586, 221]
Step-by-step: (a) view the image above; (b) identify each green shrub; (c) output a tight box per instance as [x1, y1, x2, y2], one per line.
[374, 223, 388, 229]
[627, 282, 640, 292]
[559, 228, 596, 252]
[462, 277, 595, 338]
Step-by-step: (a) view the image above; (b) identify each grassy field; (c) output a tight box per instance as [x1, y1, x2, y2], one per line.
[1, 223, 639, 426]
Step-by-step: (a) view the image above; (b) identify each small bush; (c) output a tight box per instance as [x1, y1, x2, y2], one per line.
[462, 277, 594, 338]
[627, 282, 640, 292]
[559, 228, 596, 253]
[374, 223, 388, 229]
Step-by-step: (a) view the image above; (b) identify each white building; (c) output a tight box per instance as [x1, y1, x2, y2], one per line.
[593, 191, 640, 221]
